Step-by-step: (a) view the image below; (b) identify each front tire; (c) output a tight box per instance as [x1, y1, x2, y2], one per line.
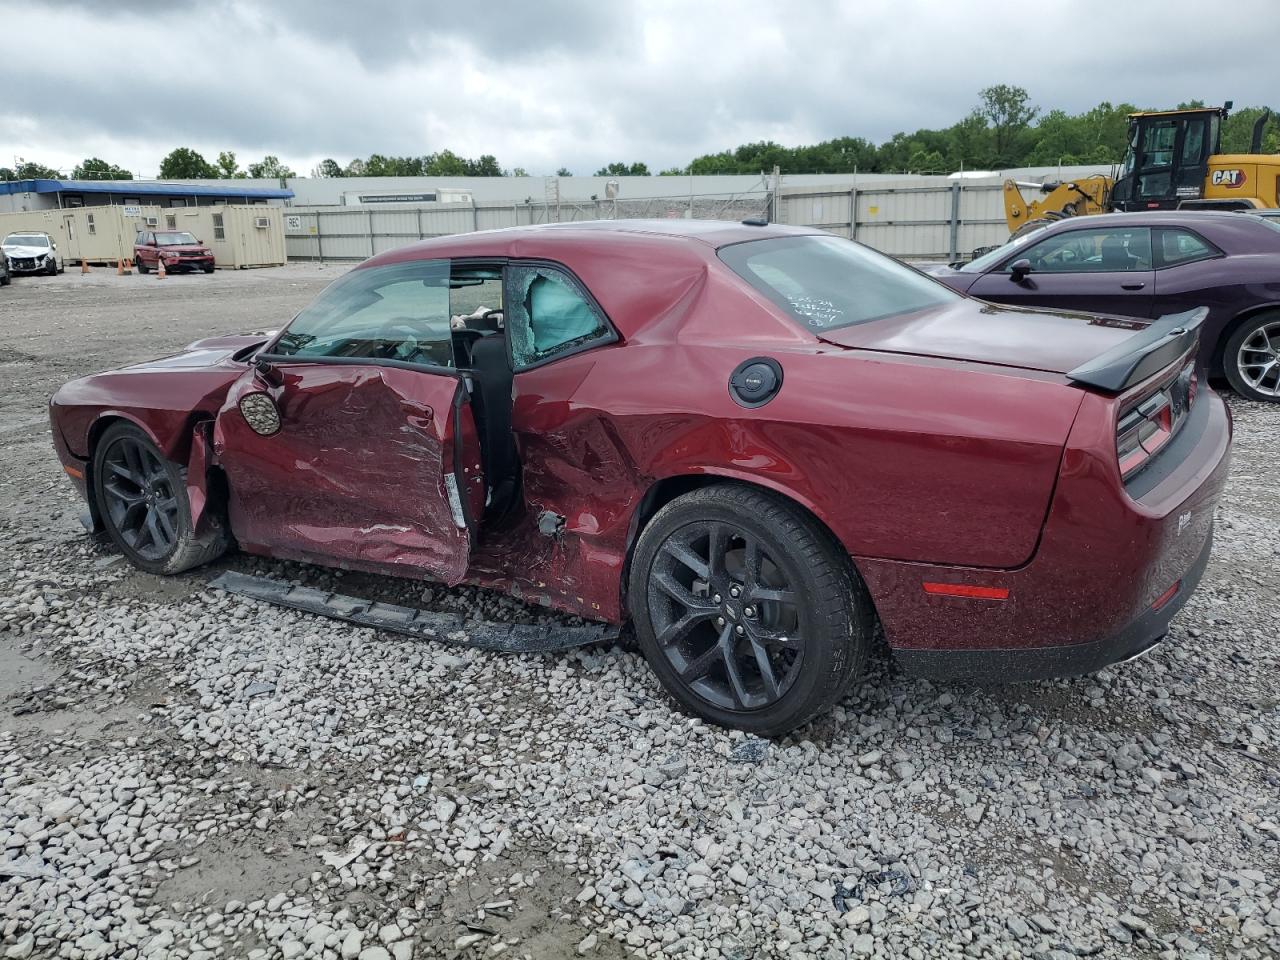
[46, 259, 58, 276]
[92, 422, 230, 575]
[628, 484, 874, 736]
[1224, 312, 1280, 402]
[137, 256, 150, 274]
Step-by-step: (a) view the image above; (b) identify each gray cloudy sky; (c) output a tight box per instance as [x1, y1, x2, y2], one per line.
[2, 0, 1276, 177]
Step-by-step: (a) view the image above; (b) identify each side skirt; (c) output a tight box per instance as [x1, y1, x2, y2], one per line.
[210, 571, 617, 654]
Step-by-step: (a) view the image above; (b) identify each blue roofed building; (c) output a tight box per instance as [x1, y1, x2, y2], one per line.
[0, 178, 293, 214]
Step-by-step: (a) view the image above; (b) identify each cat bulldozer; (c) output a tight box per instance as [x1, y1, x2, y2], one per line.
[1002, 102, 1280, 238]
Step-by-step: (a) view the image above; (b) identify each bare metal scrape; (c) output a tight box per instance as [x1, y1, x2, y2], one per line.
[210, 571, 616, 653]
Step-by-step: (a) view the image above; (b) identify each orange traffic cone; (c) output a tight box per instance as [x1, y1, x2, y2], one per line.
[81, 259, 89, 274]
[156, 258, 166, 279]
[116, 259, 123, 276]
[122, 258, 132, 275]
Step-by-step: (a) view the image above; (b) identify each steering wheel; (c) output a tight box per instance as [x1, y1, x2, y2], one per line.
[458, 307, 504, 332]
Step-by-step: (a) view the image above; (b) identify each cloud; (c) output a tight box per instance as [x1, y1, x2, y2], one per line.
[2, 0, 1277, 178]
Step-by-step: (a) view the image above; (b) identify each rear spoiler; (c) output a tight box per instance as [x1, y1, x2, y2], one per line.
[1067, 307, 1207, 393]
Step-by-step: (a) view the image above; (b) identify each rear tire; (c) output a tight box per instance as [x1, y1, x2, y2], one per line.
[92, 422, 230, 575]
[1223, 311, 1280, 403]
[628, 484, 874, 736]
[203, 266, 215, 274]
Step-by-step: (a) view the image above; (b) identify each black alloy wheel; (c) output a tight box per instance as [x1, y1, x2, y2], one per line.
[647, 519, 806, 711]
[99, 433, 183, 561]
[92, 422, 230, 575]
[630, 484, 873, 735]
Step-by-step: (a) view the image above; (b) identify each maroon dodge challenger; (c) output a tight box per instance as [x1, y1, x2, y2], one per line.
[49, 220, 1232, 734]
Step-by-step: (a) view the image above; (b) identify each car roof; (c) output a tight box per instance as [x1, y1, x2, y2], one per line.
[365, 219, 825, 342]
[1041, 210, 1264, 228]
[1039, 209, 1280, 231]
[366, 218, 822, 266]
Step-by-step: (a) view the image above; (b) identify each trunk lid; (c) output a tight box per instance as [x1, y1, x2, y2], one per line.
[815, 299, 1149, 376]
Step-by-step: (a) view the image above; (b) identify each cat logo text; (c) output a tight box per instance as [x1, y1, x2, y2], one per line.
[1210, 169, 1248, 189]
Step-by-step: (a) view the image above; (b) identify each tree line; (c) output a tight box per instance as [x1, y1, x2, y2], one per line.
[4, 88, 1276, 183]
[0, 150, 296, 182]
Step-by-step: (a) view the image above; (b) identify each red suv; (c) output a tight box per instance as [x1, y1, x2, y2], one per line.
[134, 230, 215, 274]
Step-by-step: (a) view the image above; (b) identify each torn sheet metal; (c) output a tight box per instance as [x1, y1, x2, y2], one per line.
[210, 571, 615, 653]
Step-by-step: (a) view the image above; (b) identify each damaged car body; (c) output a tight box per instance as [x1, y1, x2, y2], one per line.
[49, 220, 1232, 735]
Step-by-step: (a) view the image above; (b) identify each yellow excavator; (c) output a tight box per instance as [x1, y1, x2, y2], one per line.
[1003, 103, 1280, 237]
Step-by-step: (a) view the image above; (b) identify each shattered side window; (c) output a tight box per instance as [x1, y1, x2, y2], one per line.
[506, 264, 610, 369]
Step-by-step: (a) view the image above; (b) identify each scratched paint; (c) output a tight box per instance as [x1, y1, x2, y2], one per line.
[212, 363, 476, 585]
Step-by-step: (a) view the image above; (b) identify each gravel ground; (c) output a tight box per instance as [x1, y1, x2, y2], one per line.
[1, 265, 1279, 960]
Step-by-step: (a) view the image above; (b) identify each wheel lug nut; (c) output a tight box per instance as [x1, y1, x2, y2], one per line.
[744, 606, 755, 618]
[715, 616, 725, 627]
[713, 594, 722, 604]
[730, 586, 741, 598]
[735, 625, 745, 635]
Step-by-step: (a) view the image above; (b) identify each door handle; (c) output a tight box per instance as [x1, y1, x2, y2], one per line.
[1121, 282, 1146, 290]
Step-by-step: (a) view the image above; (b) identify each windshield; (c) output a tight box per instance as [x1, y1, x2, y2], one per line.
[718, 235, 958, 332]
[3, 234, 50, 248]
[155, 232, 199, 246]
[958, 225, 1050, 273]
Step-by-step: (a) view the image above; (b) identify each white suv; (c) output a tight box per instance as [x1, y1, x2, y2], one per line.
[1, 232, 63, 277]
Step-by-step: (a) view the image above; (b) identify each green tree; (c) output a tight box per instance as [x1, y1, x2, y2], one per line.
[511, 167, 530, 176]
[686, 151, 737, 175]
[159, 148, 218, 179]
[313, 158, 346, 177]
[978, 84, 1039, 166]
[906, 148, 946, 173]
[1222, 106, 1280, 153]
[594, 161, 650, 176]
[215, 151, 244, 178]
[344, 158, 367, 176]
[246, 155, 294, 179]
[73, 157, 132, 180]
[421, 150, 470, 176]
[555, 167, 572, 177]
[12, 160, 63, 179]
[468, 154, 503, 176]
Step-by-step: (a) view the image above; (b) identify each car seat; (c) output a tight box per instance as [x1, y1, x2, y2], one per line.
[467, 333, 520, 516]
[1100, 236, 1131, 270]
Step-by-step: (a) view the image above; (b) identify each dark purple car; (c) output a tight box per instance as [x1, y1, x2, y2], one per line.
[925, 211, 1280, 402]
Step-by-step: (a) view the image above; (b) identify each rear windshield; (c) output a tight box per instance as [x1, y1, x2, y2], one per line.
[718, 235, 958, 332]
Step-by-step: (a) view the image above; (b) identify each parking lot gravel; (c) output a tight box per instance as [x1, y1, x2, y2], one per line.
[1, 265, 1278, 959]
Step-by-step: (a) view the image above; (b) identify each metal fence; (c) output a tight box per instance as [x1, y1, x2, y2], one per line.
[283, 189, 771, 262]
[283, 177, 1016, 263]
[774, 180, 1013, 260]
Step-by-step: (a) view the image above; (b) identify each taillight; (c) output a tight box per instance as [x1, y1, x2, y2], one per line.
[1116, 358, 1195, 482]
